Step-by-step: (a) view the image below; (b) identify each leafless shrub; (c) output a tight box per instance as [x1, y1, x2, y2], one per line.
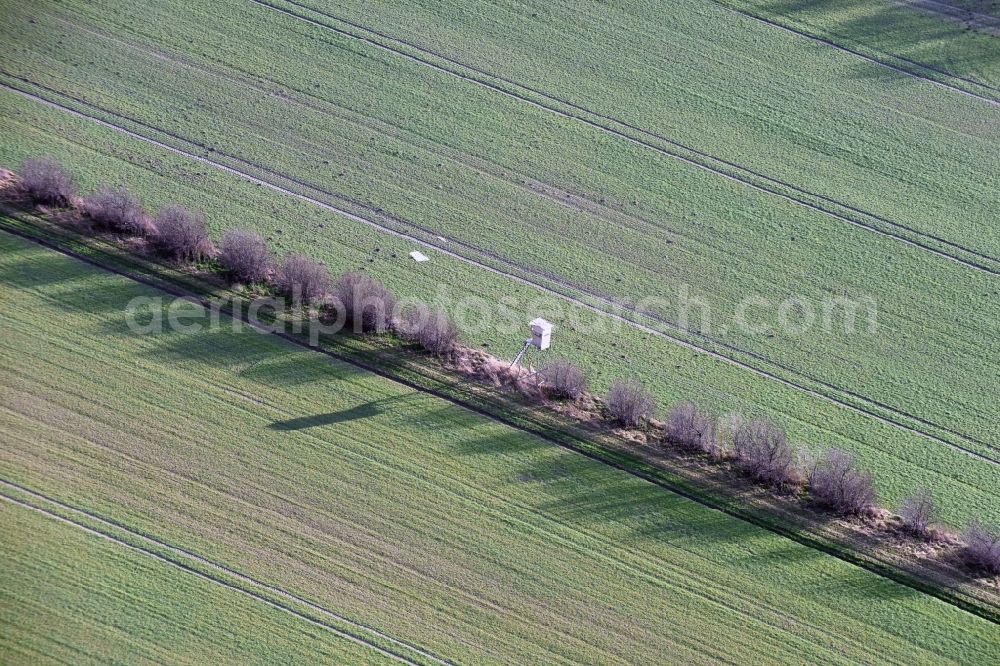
[400, 303, 459, 355]
[82, 186, 153, 236]
[515, 369, 545, 403]
[540, 358, 587, 400]
[606, 379, 656, 427]
[711, 413, 743, 460]
[962, 521, 1000, 575]
[733, 419, 800, 488]
[452, 348, 515, 387]
[220, 229, 272, 284]
[333, 271, 397, 334]
[153, 205, 214, 263]
[276, 253, 330, 303]
[807, 448, 877, 516]
[899, 488, 937, 540]
[665, 401, 718, 455]
[19, 157, 75, 206]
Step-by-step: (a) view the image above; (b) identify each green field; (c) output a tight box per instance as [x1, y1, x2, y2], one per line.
[946, 0, 1000, 18]
[2, 91, 1000, 528]
[0, 501, 398, 665]
[0, 0, 998, 526]
[719, 0, 1000, 95]
[297, 0, 999, 240]
[2, 231, 999, 663]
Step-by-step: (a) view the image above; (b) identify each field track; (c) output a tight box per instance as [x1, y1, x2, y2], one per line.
[4, 3, 1000, 660]
[893, 0, 1000, 35]
[0, 480, 450, 666]
[254, 0, 1000, 275]
[3, 76, 998, 472]
[712, 0, 1000, 100]
[1, 220, 998, 626]
[46, 13, 676, 237]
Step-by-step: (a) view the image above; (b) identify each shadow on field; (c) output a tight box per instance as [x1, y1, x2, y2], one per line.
[531, 470, 758, 545]
[755, 0, 998, 86]
[449, 428, 549, 457]
[0, 250, 83, 288]
[268, 394, 408, 430]
[451, 425, 755, 546]
[450, 422, 914, 594]
[125, 320, 366, 385]
[237, 352, 364, 387]
[0, 250, 153, 312]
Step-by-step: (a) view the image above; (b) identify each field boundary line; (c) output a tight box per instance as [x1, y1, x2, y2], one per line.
[253, 0, 1000, 276]
[0, 479, 453, 666]
[0, 221, 997, 626]
[3, 74, 997, 467]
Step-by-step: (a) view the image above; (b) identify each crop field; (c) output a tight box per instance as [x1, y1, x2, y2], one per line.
[297, 0, 1000, 230]
[0, 0, 998, 527]
[2, 0, 999, 660]
[2, 87, 1000, 531]
[2, 230, 999, 663]
[718, 0, 1000, 96]
[0, 502, 397, 665]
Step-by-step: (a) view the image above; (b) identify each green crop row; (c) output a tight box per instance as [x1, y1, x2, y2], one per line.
[0, 501, 396, 665]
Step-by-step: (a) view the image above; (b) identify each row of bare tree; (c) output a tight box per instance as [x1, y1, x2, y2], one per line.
[14, 157, 1000, 575]
[15, 157, 457, 355]
[538, 360, 1000, 574]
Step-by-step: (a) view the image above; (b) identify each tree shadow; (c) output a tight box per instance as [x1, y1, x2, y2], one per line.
[442, 420, 753, 548]
[237, 351, 366, 387]
[752, 0, 999, 89]
[0, 250, 85, 289]
[268, 394, 410, 430]
[448, 426, 550, 457]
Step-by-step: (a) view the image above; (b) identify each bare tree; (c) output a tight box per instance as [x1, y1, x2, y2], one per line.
[333, 271, 397, 334]
[276, 253, 330, 303]
[153, 205, 214, 263]
[665, 401, 717, 454]
[807, 448, 877, 516]
[19, 157, 75, 206]
[899, 488, 937, 540]
[962, 521, 1000, 574]
[540, 358, 587, 400]
[219, 229, 272, 284]
[82, 186, 153, 236]
[733, 419, 800, 488]
[711, 412, 743, 460]
[400, 303, 459, 356]
[606, 379, 656, 427]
